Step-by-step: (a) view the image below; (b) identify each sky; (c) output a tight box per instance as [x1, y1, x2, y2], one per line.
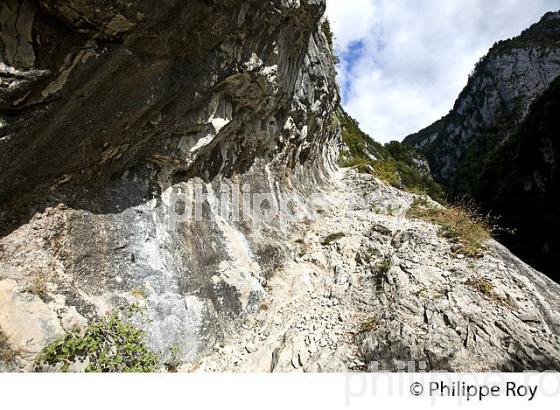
[326, 0, 560, 143]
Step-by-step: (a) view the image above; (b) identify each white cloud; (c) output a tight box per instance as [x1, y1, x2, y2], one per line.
[326, 0, 560, 143]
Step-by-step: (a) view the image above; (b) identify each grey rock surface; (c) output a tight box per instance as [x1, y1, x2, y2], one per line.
[1, 1, 560, 373]
[197, 170, 560, 372]
[0, 0, 340, 369]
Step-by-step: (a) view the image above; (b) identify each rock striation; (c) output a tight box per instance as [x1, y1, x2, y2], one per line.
[1, 2, 560, 373]
[0, 0, 340, 369]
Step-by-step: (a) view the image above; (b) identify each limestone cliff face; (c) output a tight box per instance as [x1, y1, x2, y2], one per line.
[0, 0, 339, 196]
[405, 12, 560, 184]
[404, 12, 560, 279]
[470, 77, 560, 280]
[0, 0, 340, 369]
[2, 2, 560, 374]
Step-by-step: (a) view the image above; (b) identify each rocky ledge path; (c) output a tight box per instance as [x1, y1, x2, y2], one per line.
[196, 168, 560, 372]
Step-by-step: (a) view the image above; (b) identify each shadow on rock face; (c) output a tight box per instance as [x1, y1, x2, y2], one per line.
[0, 0, 340, 367]
[0, 0, 336, 236]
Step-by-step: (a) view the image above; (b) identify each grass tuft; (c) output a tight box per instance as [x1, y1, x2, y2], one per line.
[464, 277, 516, 307]
[465, 277, 494, 296]
[407, 197, 491, 258]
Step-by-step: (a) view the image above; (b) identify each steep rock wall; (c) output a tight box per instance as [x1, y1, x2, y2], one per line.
[0, 0, 340, 369]
[404, 11, 560, 280]
[405, 12, 560, 185]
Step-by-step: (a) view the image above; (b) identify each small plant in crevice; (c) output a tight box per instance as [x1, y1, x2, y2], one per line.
[357, 315, 379, 334]
[374, 259, 392, 275]
[322, 232, 346, 245]
[321, 19, 340, 64]
[465, 277, 494, 297]
[465, 277, 516, 308]
[359, 246, 381, 265]
[164, 345, 183, 373]
[371, 224, 392, 237]
[36, 305, 159, 373]
[0, 327, 19, 366]
[414, 288, 446, 301]
[294, 238, 310, 257]
[372, 259, 391, 294]
[259, 301, 270, 312]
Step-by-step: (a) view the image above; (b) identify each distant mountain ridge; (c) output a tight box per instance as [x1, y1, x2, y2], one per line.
[404, 11, 560, 279]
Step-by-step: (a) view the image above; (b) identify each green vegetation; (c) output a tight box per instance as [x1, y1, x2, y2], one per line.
[338, 109, 444, 200]
[374, 259, 392, 275]
[407, 197, 490, 258]
[322, 232, 346, 245]
[465, 277, 494, 297]
[0, 327, 18, 365]
[37, 306, 159, 372]
[465, 277, 515, 307]
[338, 109, 386, 166]
[164, 345, 183, 373]
[385, 142, 445, 200]
[371, 159, 400, 186]
[321, 18, 339, 65]
[322, 19, 335, 50]
[358, 315, 379, 334]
